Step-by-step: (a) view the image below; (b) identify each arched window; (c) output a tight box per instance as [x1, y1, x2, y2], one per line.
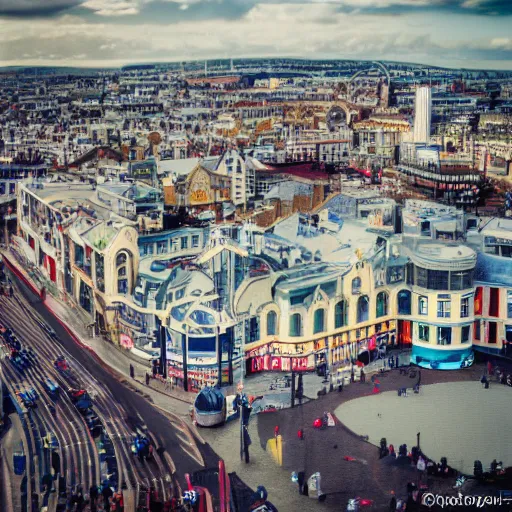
[267, 311, 277, 336]
[352, 277, 362, 295]
[313, 309, 326, 334]
[289, 313, 302, 337]
[398, 290, 412, 315]
[116, 251, 130, 295]
[116, 253, 127, 266]
[117, 268, 128, 294]
[357, 295, 369, 323]
[376, 291, 388, 318]
[335, 300, 347, 329]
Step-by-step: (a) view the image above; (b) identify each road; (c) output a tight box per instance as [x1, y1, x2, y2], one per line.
[0, 270, 221, 510]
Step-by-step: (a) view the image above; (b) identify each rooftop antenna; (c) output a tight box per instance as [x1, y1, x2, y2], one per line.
[205, 60, 208, 77]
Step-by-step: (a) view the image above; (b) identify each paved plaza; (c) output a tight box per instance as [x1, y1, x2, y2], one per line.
[335, 381, 512, 475]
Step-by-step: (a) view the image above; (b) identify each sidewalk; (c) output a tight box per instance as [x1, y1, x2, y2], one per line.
[2, 249, 194, 417]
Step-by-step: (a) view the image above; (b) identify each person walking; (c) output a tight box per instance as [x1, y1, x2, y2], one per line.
[102, 485, 113, 512]
[89, 486, 99, 512]
[360, 369, 365, 383]
[389, 491, 397, 511]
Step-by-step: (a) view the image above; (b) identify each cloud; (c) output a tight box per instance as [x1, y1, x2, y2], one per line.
[460, 0, 512, 15]
[0, 0, 82, 16]
[82, 0, 139, 16]
[0, 2, 512, 68]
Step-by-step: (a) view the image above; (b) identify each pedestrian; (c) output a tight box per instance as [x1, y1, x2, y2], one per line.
[89, 486, 99, 512]
[360, 369, 365, 383]
[389, 491, 397, 511]
[129, 364, 134, 379]
[395, 355, 399, 368]
[145, 372, 150, 386]
[75, 490, 85, 512]
[8, 284, 13, 297]
[102, 485, 113, 512]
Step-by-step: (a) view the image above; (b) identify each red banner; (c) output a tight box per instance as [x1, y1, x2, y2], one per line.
[251, 355, 311, 373]
[292, 357, 309, 371]
[120, 333, 134, 349]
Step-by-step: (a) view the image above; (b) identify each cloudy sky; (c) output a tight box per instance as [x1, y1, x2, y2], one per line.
[0, 0, 512, 69]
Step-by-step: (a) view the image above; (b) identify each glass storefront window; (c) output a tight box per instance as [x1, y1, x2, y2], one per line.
[418, 323, 429, 342]
[437, 326, 452, 345]
[461, 325, 470, 344]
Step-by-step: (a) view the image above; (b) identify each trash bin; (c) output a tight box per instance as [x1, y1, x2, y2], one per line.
[13, 452, 26, 475]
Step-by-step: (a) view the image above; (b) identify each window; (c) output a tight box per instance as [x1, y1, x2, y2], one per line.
[352, 277, 361, 295]
[418, 296, 428, 315]
[489, 288, 500, 317]
[488, 321, 497, 344]
[181, 237, 188, 250]
[267, 311, 277, 336]
[507, 291, 512, 318]
[289, 313, 302, 337]
[474, 320, 481, 341]
[428, 270, 449, 290]
[118, 278, 128, 294]
[192, 235, 200, 248]
[118, 266, 126, 277]
[397, 290, 412, 315]
[357, 296, 369, 323]
[313, 309, 326, 334]
[437, 326, 452, 345]
[460, 297, 470, 318]
[335, 300, 347, 329]
[450, 270, 473, 290]
[176, 288, 185, 300]
[461, 325, 470, 344]
[376, 292, 388, 318]
[157, 241, 167, 254]
[474, 287, 483, 315]
[416, 266, 428, 288]
[437, 296, 451, 318]
[418, 323, 429, 343]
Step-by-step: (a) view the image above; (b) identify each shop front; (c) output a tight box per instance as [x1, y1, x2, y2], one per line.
[411, 344, 474, 370]
[246, 341, 315, 374]
[167, 359, 219, 392]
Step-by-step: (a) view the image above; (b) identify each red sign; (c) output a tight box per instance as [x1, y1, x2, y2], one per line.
[251, 355, 310, 373]
[292, 357, 309, 371]
[271, 356, 282, 371]
[120, 333, 134, 349]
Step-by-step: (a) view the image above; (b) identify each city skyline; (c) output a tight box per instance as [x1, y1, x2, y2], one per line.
[1, 0, 512, 69]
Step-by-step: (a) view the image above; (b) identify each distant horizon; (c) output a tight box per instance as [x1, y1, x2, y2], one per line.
[2, 56, 512, 75]
[1, 1, 512, 71]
